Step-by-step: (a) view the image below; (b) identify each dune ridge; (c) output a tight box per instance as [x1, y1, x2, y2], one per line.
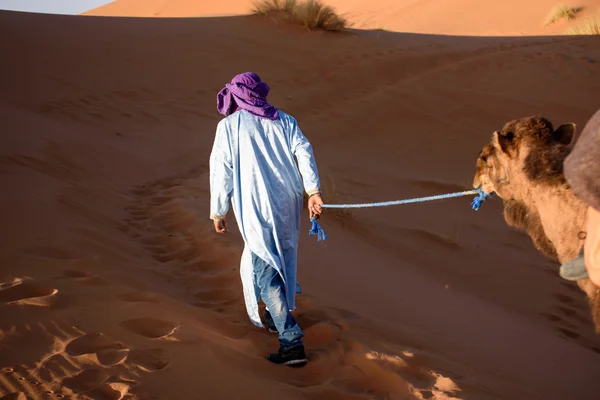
[83, 0, 600, 36]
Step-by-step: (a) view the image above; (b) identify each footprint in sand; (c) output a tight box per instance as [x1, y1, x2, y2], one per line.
[67, 331, 170, 370]
[66, 332, 128, 356]
[98, 382, 133, 400]
[366, 350, 435, 385]
[127, 348, 171, 372]
[119, 318, 179, 339]
[62, 368, 111, 393]
[96, 349, 131, 367]
[0, 279, 58, 306]
[303, 322, 343, 349]
[62, 369, 135, 400]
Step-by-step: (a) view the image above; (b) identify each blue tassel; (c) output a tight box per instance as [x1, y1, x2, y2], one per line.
[309, 217, 327, 243]
[471, 187, 493, 211]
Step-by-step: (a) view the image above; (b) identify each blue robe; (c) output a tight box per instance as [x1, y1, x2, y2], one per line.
[209, 109, 321, 327]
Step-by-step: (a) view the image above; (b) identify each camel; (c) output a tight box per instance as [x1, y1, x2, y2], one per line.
[472, 115, 600, 332]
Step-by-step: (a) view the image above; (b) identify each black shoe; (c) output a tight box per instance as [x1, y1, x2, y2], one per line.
[267, 346, 307, 367]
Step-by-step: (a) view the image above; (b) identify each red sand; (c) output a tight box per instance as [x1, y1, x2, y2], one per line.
[1, 1, 600, 399]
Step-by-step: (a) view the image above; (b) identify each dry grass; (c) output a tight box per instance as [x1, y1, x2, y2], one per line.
[565, 11, 600, 34]
[544, 4, 583, 26]
[252, 0, 297, 15]
[294, 0, 347, 31]
[251, 0, 347, 31]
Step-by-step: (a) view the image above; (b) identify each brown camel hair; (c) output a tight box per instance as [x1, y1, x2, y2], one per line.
[473, 115, 600, 332]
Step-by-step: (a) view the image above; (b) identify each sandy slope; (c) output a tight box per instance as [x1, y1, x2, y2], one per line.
[83, 0, 600, 36]
[82, 0, 253, 17]
[1, 8, 600, 400]
[327, 0, 600, 36]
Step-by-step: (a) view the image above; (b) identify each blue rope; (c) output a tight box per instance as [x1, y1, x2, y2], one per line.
[309, 217, 328, 243]
[309, 187, 492, 242]
[470, 187, 493, 211]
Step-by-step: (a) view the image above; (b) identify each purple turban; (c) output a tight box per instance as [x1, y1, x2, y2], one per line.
[216, 72, 279, 120]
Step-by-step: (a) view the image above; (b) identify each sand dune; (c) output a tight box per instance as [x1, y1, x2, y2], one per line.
[84, 0, 600, 36]
[82, 0, 254, 18]
[327, 0, 600, 35]
[2, 3, 600, 400]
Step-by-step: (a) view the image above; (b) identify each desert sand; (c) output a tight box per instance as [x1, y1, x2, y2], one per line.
[1, 1, 600, 399]
[84, 0, 600, 36]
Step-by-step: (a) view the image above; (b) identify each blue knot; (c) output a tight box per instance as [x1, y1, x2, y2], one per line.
[309, 217, 327, 243]
[471, 187, 493, 211]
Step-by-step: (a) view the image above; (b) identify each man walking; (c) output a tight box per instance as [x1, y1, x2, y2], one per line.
[209, 72, 323, 366]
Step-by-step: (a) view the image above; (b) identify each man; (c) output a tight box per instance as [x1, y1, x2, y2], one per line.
[562, 108, 600, 286]
[209, 72, 323, 366]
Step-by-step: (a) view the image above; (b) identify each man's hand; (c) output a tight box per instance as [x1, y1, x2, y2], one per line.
[214, 218, 228, 234]
[308, 194, 324, 219]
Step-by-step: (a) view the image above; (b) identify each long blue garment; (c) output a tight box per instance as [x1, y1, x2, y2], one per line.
[209, 109, 321, 327]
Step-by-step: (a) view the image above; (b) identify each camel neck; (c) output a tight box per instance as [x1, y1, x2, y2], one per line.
[531, 185, 587, 263]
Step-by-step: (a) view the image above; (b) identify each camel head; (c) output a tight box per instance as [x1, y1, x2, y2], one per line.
[473, 116, 600, 334]
[473, 116, 576, 201]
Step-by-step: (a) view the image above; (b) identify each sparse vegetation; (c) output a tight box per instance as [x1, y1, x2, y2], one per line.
[565, 11, 600, 34]
[252, 0, 297, 15]
[251, 0, 347, 32]
[544, 4, 583, 26]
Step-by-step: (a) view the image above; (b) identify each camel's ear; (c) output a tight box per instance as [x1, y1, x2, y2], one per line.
[493, 130, 515, 155]
[553, 123, 576, 145]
